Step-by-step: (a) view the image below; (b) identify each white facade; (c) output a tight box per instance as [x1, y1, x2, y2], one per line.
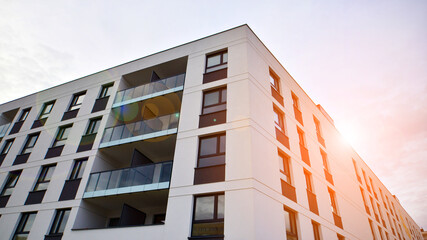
[0, 25, 422, 240]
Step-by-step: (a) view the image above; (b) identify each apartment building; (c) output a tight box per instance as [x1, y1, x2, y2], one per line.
[0, 24, 422, 240]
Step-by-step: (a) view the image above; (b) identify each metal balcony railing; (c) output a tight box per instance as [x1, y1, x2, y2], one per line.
[101, 113, 179, 144]
[0, 123, 11, 138]
[113, 73, 185, 106]
[84, 161, 172, 198]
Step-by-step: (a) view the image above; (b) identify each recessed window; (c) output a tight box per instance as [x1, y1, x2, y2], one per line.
[320, 150, 329, 172]
[304, 170, 314, 193]
[52, 125, 72, 147]
[68, 92, 86, 111]
[313, 116, 322, 136]
[18, 108, 31, 122]
[279, 152, 292, 184]
[98, 83, 113, 99]
[312, 221, 321, 240]
[273, 107, 285, 132]
[206, 51, 228, 73]
[39, 101, 55, 119]
[13, 212, 37, 240]
[328, 188, 339, 215]
[337, 233, 345, 240]
[49, 208, 71, 235]
[284, 207, 298, 240]
[33, 165, 56, 191]
[1, 139, 14, 155]
[0, 170, 21, 196]
[191, 193, 224, 237]
[202, 87, 227, 114]
[270, 70, 280, 92]
[69, 158, 87, 180]
[297, 128, 306, 146]
[21, 133, 40, 154]
[85, 118, 102, 135]
[198, 134, 226, 168]
[292, 93, 299, 109]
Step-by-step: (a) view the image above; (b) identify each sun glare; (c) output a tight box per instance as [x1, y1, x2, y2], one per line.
[336, 124, 361, 147]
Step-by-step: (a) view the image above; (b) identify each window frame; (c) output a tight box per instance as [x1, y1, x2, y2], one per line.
[284, 206, 298, 240]
[38, 101, 55, 120]
[13, 212, 37, 240]
[201, 87, 227, 115]
[197, 133, 226, 168]
[33, 164, 56, 191]
[328, 188, 339, 215]
[313, 116, 322, 136]
[18, 108, 31, 122]
[291, 92, 300, 109]
[270, 69, 280, 92]
[273, 106, 285, 132]
[69, 158, 87, 180]
[1, 138, 14, 155]
[205, 50, 228, 73]
[21, 133, 40, 154]
[98, 83, 114, 99]
[68, 92, 86, 111]
[0, 170, 21, 196]
[297, 127, 306, 147]
[191, 193, 225, 237]
[279, 151, 292, 185]
[312, 220, 321, 240]
[304, 169, 314, 193]
[85, 117, 102, 135]
[49, 208, 71, 235]
[320, 149, 330, 173]
[52, 125, 72, 147]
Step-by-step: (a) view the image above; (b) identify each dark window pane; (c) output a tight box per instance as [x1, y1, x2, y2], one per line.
[194, 196, 215, 220]
[200, 137, 217, 156]
[217, 195, 224, 219]
[219, 135, 226, 153]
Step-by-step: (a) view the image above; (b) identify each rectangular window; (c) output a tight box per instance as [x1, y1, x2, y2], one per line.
[13, 212, 37, 240]
[284, 207, 298, 240]
[191, 193, 224, 237]
[292, 92, 300, 109]
[304, 170, 313, 193]
[49, 208, 71, 235]
[68, 92, 86, 111]
[270, 70, 280, 92]
[279, 152, 292, 184]
[320, 150, 330, 172]
[52, 125, 72, 147]
[0, 170, 21, 196]
[198, 134, 225, 168]
[69, 159, 87, 180]
[18, 108, 31, 122]
[206, 50, 228, 73]
[33, 165, 56, 191]
[369, 219, 377, 240]
[297, 128, 306, 146]
[98, 83, 113, 99]
[21, 133, 40, 154]
[273, 107, 286, 132]
[313, 116, 322, 137]
[328, 188, 338, 215]
[1, 138, 14, 155]
[85, 118, 102, 135]
[202, 87, 227, 114]
[312, 221, 321, 240]
[39, 101, 55, 119]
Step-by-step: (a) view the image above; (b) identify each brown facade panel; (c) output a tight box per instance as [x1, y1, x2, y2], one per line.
[307, 190, 319, 215]
[92, 97, 109, 113]
[199, 110, 226, 128]
[271, 86, 284, 106]
[61, 109, 79, 121]
[31, 118, 47, 129]
[293, 105, 303, 125]
[299, 144, 310, 166]
[9, 121, 24, 135]
[59, 179, 81, 201]
[324, 169, 334, 185]
[203, 68, 227, 84]
[13, 153, 30, 165]
[275, 128, 290, 149]
[45, 145, 65, 159]
[76, 134, 96, 152]
[333, 213, 343, 229]
[194, 164, 225, 185]
[317, 133, 326, 147]
[25, 190, 46, 205]
[0, 195, 10, 208]
[281, 180, 297, 203]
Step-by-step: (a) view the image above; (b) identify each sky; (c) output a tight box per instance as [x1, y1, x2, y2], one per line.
[0, 0, 426, 229]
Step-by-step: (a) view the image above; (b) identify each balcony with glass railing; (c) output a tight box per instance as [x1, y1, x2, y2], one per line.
[83, 161, 172, 198]
[0, 123, 11, 138]
[113, 73, 185, 107]
[99, 113, 179, 148]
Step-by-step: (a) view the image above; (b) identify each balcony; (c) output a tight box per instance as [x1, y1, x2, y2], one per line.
[83, 161, 172, 198]
[113, 74, 185, 107]
[0, 123, 11, 138]
[100, 113, 179, 148]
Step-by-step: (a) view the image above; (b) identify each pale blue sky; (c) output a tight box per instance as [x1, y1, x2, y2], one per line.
[0, 0, 426, 228]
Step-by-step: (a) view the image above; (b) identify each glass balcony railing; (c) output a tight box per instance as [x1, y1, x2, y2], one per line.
[100, 113, 179, 145]
[0, 123, 11, 138]
[84, 161, 172, 198]
[113, 73, 185, 106]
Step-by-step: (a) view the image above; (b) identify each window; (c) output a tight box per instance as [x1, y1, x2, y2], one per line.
[1, 139, 14, 155]
[304, 170, 313, 193]
[99, 83, 113, 99]
[202, 87, 227, 114]
[18, 108, 31, 122]
[284, 207, 298, 240]
[39, 101, 55, 119]
[205, 50, 228, 73]
[312, 221, 321, 240]
[292, 93, 300, 109]
[320, 150, 329, 172]
[52, 125, 72, 147]
[297, 128, 306, 146]
[328, 188, 339, 215]
[191, 193, 224, 237]
[369, 219, 377, 240]
[13, 212, 37, 240]
[270, 70, 280, 92]
[69, 159, 87, 180]
[33, 165, 56, 191]
[85, 118, 102, 135]
[0, 170, 21, 196]
[49, 208, 71, 235]
[68, 92, 86, 111]
[21, 133, 40, 154]
[279, 152, 291, 184]
[337, 234, 345, 240]
[313, 116, 322, 136]
[198, 134, 226, 168]
[273, 107, 285, 132]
